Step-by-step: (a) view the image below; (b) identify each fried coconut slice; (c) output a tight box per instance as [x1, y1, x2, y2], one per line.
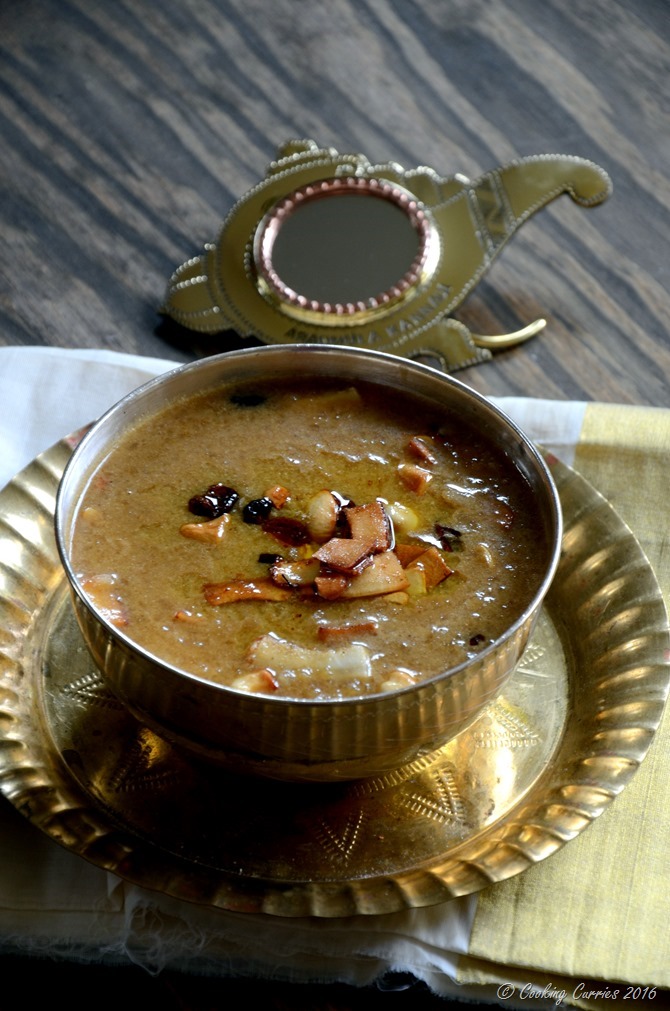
[248, 632, 372, 681]
[405, 545, 453, 589]
[346, 501, 393, 552]
[203, 577, 294, 605]
[339, 550, 409, 598]
[314, 571, 349, 600]
[312, 500, 392, 574]
[312, 536, 375, 574]
[393, 542, 427, 566]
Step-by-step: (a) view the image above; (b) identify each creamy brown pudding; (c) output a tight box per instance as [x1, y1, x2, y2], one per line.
[70, 379, 549, 699]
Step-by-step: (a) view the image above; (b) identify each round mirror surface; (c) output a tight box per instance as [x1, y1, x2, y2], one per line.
[255, 179, 429, 312]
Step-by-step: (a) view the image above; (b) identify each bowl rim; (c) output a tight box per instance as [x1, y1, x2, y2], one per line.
[55, 343, 563, 706]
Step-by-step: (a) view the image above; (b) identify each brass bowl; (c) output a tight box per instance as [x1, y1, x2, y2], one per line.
[55, 345, 562, 782]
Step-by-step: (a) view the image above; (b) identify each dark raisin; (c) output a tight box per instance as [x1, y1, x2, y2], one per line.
[188, 483, 239, 518]
[230, 392, 266, 407]
[262, 516, 310, 546]
[242, 497, 274, 524]
[258, 552, 282, 564]
[469, 633, 487, 647]
[435, 523, 462, 552]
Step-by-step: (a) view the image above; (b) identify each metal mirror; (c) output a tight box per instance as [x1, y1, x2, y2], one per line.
[163, 139, 611, 371]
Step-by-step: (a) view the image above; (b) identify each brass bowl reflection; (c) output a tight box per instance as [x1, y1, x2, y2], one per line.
[55, 345, 561, 781]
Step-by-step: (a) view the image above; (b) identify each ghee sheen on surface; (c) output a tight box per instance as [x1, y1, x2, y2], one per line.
[70, 379, 548, 699]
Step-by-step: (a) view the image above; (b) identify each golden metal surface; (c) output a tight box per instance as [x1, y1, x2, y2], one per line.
[472, 317, 547, 350]
[162, 139, 611, 371]
[0, 441, 668, 917]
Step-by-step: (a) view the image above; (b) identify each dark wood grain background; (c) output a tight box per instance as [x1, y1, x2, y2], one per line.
[1, 0, 668, 1006]
[2, 0, 668, 409]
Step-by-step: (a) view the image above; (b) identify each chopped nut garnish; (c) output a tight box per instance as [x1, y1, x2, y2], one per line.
[269, 557, 321, 588]
[380, 669, 417, 692]
[80, 574, 129, 627]
[179, 514, 230, 543]
[264, 485, 290, 508]
[386, 501, 419, 534]
[203, 577, 295, 605]
[397, 463, 433, 494]
[173, 609, 205, 623]
[306, 489, 341, 542]
[81, 506, 103, 525]
[407, 436, 438, 465]
[473, 543, 494, 567]
[317, 619, 379, 643]
[231, 669, 280, 693]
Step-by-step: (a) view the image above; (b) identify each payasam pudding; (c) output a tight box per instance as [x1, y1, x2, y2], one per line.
[68, 376, 550, 700]
[56, 346, 561, 780]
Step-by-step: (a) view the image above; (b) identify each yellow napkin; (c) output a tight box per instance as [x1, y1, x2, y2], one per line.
[458, 403, 670, 1006]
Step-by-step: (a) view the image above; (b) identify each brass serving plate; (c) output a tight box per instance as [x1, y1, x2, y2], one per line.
[0, 439, 668, 917]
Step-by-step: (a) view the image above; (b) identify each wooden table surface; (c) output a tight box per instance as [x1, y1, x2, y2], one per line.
[2, 0, 668, 409]
[0, 0, 668, 1006]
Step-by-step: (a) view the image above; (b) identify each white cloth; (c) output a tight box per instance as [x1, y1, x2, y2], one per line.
[0, 346, 586, 997]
